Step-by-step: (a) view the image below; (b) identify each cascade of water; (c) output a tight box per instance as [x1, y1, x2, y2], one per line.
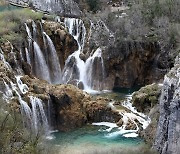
[10, 79, 49, 134]
[62, 18, 105, 92]
[0, 49, 12, 70]
[25, 23, 32, 65]
[83, 48, 105, 91]
[15, 76, 29, 94]
[29, 96, 49, 134]
[2, 80, 13, 101]
[25, 48, 31, 65]
[19, 48, 24, 61]
[43, 32, 62, 84]
[33, 41, 51, 82]
[40, 22, 48, 63]
[32, 21, 37, 41]
[11, 81, 32, 129]
[106, 95, 151, 138]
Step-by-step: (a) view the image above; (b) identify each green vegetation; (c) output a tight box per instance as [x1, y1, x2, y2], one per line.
[86, 0, 100, 13]
[132, 84, 161, 113]
[0, 95, 52, 154]
[0, 7, 43, 43]
[99, 0, 180, 50]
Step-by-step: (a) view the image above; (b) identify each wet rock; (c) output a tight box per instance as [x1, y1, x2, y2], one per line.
[78, 81, 84, 90]
[125, 119, 137, 130]
[117, 119, 123, 127]
[84, 98, 122, 123]
[79, 53, 86, 62]
[43, 21, 78, 68]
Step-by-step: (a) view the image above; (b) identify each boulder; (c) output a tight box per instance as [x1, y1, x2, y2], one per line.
[132, 83, 161, 113]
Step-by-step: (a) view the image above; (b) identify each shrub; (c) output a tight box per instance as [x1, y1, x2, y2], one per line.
[86, 0, 100, 13]
[0, 8, 43, 43]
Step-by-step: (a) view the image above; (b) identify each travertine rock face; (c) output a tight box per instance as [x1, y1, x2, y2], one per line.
[153, 54, 180, 154]
[20, 76, 122, 131]
[8, 0, 81, 17]
[103, 41, 164, 89]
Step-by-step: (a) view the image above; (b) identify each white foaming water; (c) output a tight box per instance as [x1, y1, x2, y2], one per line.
[2, 80, 13, 101]
[123, 133, 138, 138]
[62, 18, 105, 92]
[84, 48, 105, 91]
[9, 79, 49, 134]
[121, 95, 151, 129]
[32, 21, 37, 41]
[15, 76, 29, 94]
[43, 32, 62, 84]
[33, 41, 51, 82]
[29, 96, 49, 134]
[92, 122, 118, 132]
[25, 48, 31, 65]
[104, 95, 151, 138]
[0, 49, 11, 70]
[25, 23, 32, 65]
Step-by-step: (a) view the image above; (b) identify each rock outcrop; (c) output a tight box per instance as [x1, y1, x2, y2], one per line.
[103, 41, 165, 89]
[132, 83, 161, 113]
[131, 83, 161, 145]
[153, 54, 180, 154]
[8, 0, 81, 17]
[20, 76, 122, 131]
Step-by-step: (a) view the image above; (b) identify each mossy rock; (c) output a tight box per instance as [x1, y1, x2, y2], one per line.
[132, 83, 161, 113]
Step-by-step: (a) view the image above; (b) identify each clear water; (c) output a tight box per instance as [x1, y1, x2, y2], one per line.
[49, 88, 149, 154]
[50, 125, 144, 154]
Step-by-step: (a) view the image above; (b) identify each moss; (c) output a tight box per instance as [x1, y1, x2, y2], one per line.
[132, 84, 161, 113]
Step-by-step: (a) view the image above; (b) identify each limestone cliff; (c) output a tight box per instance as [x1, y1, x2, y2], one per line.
[153, 54, 180, 154]
[8, 0, 81, 17]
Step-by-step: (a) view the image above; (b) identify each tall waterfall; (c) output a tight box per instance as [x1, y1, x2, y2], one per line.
[43, 32, 62, 84]
[25, 22, 62, 84]
[62, 18, 105, 92]
[30, 96, 49, 134]
[33, 41, 51, 82]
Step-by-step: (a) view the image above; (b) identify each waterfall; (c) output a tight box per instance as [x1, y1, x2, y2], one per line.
[62, 18, 105, 92]
[0, 48, 11, 70]
[15, 76, 29, 94]
[25, 48, 31, 65]
[43, 32, 62, 84]
[105, 95, 151, 138]
[32, 21, 37, 41]
[33, 41, 51, 82]
[83, 48, 105, 91]
[9, 79, 49, 134]
[29, 96, 49, 134]
[2, 80, 13, 101]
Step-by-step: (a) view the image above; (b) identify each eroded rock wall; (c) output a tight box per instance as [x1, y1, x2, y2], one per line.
[153, 54, 180, 154]
[8, 0, 81, 17]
